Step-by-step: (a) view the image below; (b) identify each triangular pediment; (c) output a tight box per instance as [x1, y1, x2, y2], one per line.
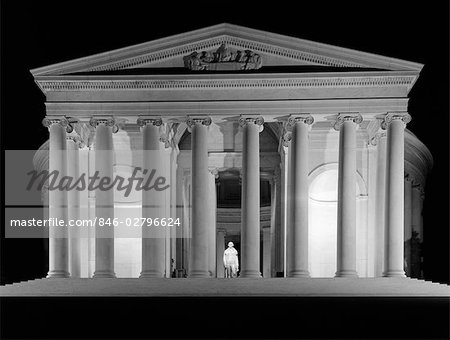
[31, 23, 423, 76]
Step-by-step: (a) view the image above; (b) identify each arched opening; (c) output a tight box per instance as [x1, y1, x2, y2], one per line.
[308, 163, 368, 277]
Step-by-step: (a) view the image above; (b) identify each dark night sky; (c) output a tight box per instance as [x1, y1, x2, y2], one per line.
[1, 1, 448, 284]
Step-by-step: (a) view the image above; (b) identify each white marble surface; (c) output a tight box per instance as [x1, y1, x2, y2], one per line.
[1, 277, 448, 297]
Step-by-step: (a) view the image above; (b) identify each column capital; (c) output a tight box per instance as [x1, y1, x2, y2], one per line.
[42, 116, 74, 133]
[287, 114, 314, 128]
[138, 117, 173, 148]
[66, 132, 85, 148]
[137, 116, 163, 127]
[208, 167, 219, 179]
[186, 116, 212, 128]
[380, 112, 411, 130]
[333, 112, 363, 131]
[238, 115, 264, 128]
[369, 132, 387, 146]
[89, 117, 119, 133]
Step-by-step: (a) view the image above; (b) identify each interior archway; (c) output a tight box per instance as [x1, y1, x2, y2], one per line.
[308, 163, 368, 277]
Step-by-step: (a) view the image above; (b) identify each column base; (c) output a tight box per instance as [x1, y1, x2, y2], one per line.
[139, 271, 164, 278]
[47, 270, 70, 278]
[188, 270, 211, 278]
[239, 270, 262, 278]
[383, 270, 406, 278]
[93, 271, 116, 278]
[335, 270, 359, 278]
[288, 270, 310, 278]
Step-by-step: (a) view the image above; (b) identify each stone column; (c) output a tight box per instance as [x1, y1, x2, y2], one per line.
[269, 175, 277, 278]
[216, 228, 226, 278]
[42, 117, 70, 278]
[262, 226, 271, 278]
[137, 117, 166, 278]
[67, 133, 82, 278]
[404, 175, 413, 277]
[333, 113, 362, 278]
[274, 163, 283, 276]
[280, 146, 289, 277]
[382, 112, 411, 277]
[285, 114, 313, 278]
[170, 147, 178, 277]
[208, 168, 218, 277]
[87, 149, 96, 277]
[182, 174, 191, 274]
[90, 117, 116, 278]
[239, 115, 264, 278]
[187, 116, 212, 278]
[373, 133, 387, 277]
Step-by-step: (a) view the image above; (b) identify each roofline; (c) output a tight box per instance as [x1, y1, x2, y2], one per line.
[33, 69, 419, 82]
[30, 23, 424, 77]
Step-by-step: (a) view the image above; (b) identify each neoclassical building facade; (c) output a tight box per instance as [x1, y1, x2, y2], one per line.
[31, 24, 432, 280]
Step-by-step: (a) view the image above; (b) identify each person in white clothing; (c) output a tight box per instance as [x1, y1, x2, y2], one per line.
[223, 241, 239, 278]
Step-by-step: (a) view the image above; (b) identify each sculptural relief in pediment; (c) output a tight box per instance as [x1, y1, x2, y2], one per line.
[183, 43, 262, 71]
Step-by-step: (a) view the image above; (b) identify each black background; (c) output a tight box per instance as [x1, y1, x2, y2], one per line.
[0, 1, 449, 339]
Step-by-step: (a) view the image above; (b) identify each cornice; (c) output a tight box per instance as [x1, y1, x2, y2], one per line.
[35, 71, 417, 93]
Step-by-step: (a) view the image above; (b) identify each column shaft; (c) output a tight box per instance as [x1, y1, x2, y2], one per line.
[269, 178, 277, 277]
[67, 137, 81, 278]
[240, 119, 262, 278]
[46, 120, 69, 278]
[336, 118, 359, 278]
[287, 119, 311, 277]
[140, 122, 165, 278]
[93, 122, 115, 278]
[384, 116, 409, 277]
[189, 120, 210, 277]
[374, 135, 387, 276]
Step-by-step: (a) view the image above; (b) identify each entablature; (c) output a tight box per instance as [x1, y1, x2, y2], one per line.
[44, 98, 409, 122]
[35, 71, 417, 101]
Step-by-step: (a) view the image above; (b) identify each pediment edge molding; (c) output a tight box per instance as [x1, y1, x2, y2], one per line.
[31, 24, 423, 76]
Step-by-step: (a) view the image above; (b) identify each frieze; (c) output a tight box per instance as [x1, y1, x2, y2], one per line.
[37, 75, 417, 92]
[183, 43, 262, 71]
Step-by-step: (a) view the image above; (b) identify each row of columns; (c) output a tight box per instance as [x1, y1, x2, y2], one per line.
[43, 111, 411, 279]
[284, 112, 411, 278]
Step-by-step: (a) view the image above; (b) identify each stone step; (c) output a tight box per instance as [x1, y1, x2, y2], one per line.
[1, 277, 449, 297]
